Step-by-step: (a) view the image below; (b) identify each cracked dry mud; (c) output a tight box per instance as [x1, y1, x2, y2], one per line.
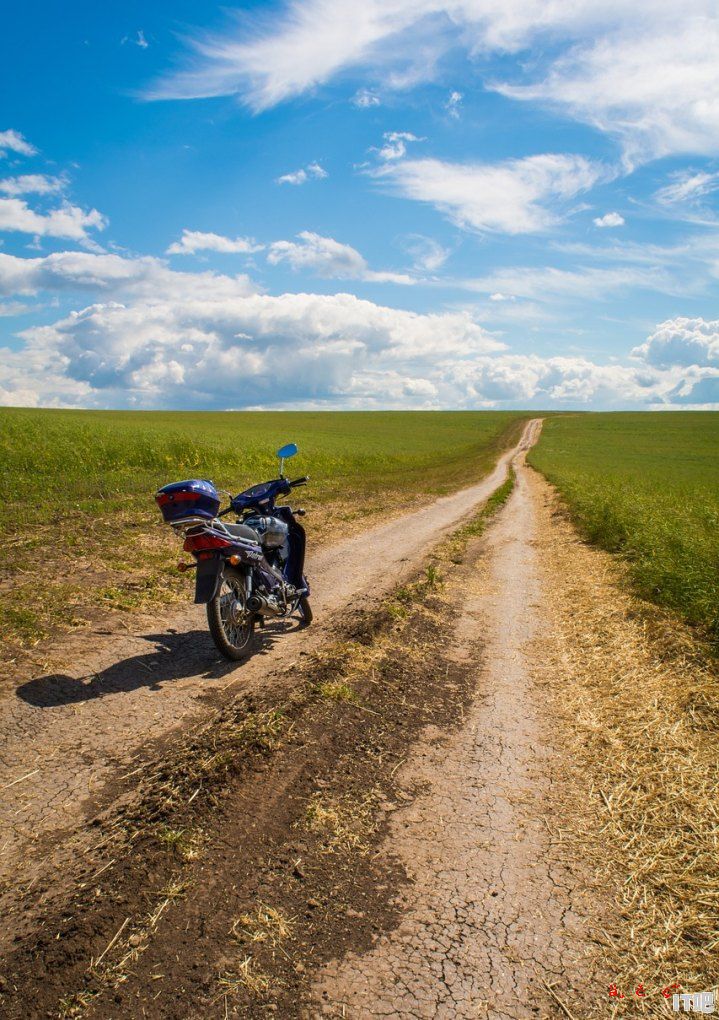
[0, 423, 534, 941]
[314, 433, 604, 1019]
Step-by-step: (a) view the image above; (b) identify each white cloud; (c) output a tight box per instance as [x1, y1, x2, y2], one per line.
[4, 293, 713, 410]
[464, 263, 677, 301]
[0, 286, 503, 408]
[267, 230, 414, 284]
[0, 198, 106, 243]
[400, 234, 449, 272]
[373, 153, 608, 234]
[593, 211, 624, 228]
[632, 317, 719, 368]
[495, 15, 719, 164]
[167, 229, 263, 255]
[654, 170, 719, 206]
[276, 161, 327, 185]
[0, 250, 257, 301]
[0, 130, 37, 158]
[445, 90, 462, 119]
[146, 2, 719, 164]
[0, 174, 66, 196]
[377, 131, 422, 161]
[0, 250, 715, 409]
[352, 88, 381, 108]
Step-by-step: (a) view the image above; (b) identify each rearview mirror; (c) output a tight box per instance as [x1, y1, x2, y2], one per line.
[277, 442, 298, 477]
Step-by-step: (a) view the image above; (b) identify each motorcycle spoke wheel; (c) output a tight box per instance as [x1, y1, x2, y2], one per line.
[207, 572, 255, 660]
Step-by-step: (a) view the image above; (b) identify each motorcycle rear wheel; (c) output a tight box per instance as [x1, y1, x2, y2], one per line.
[207, 568, 255, 660]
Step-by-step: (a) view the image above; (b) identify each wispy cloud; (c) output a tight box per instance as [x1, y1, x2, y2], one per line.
[445, 90, 462, 119]
[0, 129, 37, 158]
[276, 161, 327, 185]
[654, 170, 719, 206]
[0, 174, 66, 197]
[167, 229, 263, 255]
[373, 153, 609, 234]
[352, 88, 380, 108]
[145, 1, 719, 165]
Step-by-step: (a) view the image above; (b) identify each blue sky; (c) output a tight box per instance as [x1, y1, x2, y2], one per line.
[1, 0, 718, 409]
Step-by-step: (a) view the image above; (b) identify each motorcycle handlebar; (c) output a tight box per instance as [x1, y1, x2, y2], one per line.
[289, 476, 309, 487]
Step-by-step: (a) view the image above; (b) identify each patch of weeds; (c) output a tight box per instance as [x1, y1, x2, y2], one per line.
[316, 680, 359, 703]
[155, 824, 203, 861]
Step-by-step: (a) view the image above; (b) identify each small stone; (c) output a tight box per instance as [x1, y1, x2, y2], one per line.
[307, 897, 320, 909]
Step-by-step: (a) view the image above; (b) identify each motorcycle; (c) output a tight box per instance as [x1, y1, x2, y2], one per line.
[155, 443, 312, 660]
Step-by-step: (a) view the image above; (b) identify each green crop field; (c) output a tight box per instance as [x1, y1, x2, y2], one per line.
[1, 408, 527, 666]
[529, 412, 719, 641]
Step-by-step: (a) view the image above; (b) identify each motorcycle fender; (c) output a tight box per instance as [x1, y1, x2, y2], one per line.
[194, 556, 223, 604]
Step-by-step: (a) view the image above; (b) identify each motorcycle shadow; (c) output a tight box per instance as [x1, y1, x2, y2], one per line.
[15, 620, 294, 709]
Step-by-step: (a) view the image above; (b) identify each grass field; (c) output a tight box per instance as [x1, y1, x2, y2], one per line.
[1, 408, 527, 667]
[529, 412, 719, 641]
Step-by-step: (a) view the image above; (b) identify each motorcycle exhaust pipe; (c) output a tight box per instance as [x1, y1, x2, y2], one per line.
[247, 594, 282, 616]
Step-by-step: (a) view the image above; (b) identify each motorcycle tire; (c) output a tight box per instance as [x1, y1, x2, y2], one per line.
[207, 566, 256, 661]
[298, 595, 313, 627]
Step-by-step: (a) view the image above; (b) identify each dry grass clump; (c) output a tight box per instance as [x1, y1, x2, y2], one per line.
[219, 958, 271, 996]
[536, 479, 719, 1012]
[303, 792, 379, 855]
[231, 905, 294, 948]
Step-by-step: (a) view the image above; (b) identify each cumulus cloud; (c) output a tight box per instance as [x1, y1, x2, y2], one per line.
[373, 153, 608, 234]
[377, 131, 422, 161]
[0, 250, 257, 301]
[276, 161, 327, 185]
[0, 288, 503, 408]
[167, 229, 263, 255]
[593, 211, 624, 228]
[632, 317, 719, 368]
[0, 198, 106, 243]
[267, 231, 414, 284]
[0, 129, 37, 158]
[3, 292, 711, 410]
[0, 174, 66, 196]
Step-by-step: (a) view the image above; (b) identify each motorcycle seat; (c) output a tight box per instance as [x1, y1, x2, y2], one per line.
[223, 521, 261, 544]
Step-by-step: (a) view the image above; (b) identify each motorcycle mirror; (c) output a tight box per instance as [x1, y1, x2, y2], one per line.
[276, 442, 298, 478]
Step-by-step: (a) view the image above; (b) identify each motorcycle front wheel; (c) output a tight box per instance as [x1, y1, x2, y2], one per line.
[207, 567, 255, 660]
[297, 594, 313, 627]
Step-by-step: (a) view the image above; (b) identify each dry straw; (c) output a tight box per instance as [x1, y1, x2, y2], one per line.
[534, 475, 719, 1016]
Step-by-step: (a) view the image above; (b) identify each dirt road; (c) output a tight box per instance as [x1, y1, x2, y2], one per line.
[0, 421, 539, 932]
[313, 427, 604, 1018]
